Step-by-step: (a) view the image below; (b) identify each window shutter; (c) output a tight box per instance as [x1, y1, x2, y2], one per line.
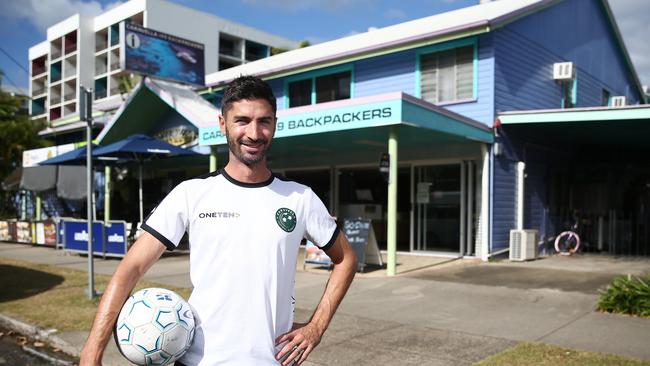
[456, 45, 473, 100]
[420, 53, 438, 103]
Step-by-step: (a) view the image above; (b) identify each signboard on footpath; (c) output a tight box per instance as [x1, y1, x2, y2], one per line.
[104, 221, 128, 256]
[121, 22, 205, 86]
[0, 221, 9, 241]
[343, 218, 384, 272]
[199, 99, 403, 146]
[62, 221, 105, 256]
[16, 221, 32, 243]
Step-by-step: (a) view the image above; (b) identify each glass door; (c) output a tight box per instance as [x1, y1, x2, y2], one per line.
[414, 165, 461, 252]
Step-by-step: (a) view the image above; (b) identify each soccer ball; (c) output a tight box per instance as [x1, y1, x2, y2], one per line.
[114, 288, 195, 365]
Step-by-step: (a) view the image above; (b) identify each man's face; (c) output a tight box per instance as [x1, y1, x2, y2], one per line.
[219, 99, 276, 167]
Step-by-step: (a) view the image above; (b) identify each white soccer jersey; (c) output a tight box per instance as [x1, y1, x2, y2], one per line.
[142, 169, 338, 366]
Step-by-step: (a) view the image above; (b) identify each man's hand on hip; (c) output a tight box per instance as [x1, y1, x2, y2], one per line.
[275, 322, 324, 366]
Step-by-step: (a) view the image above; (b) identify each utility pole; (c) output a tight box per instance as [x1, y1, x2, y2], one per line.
[80, 86, 96, 299]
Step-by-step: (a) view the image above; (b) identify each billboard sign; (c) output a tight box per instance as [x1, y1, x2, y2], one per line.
[121, 22, 205, 86]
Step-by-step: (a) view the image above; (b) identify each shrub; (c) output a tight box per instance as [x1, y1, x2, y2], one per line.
[598, 273, 650, 317]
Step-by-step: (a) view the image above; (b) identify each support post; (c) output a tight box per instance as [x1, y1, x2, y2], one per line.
[104, 166, 111, 222]
[480, 144, 490, 261]
[209, 146, 218, 172]
[138, 163, 144, 224]
[35, 194, 41, 220]
[460, 162, 466, 256]
[387, 126, 398, 276]
[516, 162, 525, 230]
[81, 85, 95, 299]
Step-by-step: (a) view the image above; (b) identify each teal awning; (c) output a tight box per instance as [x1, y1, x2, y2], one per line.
[199, 92, 493, 148]
[498, 105, 650, 148]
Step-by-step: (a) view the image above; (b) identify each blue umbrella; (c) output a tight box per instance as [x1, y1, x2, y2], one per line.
[93, 134, 199, 223]
[39, 144, 98, 165]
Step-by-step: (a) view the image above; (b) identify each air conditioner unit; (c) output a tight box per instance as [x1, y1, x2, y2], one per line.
[611, 96, 627, 107]
[509, 229, 538, 261]
[553, 62, 574, 81]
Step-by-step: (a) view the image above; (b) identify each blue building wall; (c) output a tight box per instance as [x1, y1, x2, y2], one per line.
[270, 36, 496, 125]
[354, 49, 417, 98]
[494, 0, 641, 113]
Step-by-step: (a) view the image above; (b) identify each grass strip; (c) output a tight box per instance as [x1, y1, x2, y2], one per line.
[475, 342, 650, 366]
[0, 257, 191, 332]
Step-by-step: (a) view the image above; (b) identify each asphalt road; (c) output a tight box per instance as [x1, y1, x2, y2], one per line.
[0, 326, 77, 366]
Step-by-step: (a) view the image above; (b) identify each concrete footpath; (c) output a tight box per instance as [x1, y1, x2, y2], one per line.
[1, 242, 649, 365]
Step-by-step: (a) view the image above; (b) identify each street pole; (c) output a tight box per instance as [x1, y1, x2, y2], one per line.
[81, 86, 96, 299]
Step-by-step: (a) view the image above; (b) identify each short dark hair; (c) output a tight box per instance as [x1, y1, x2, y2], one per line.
[221, 75, 277, 116]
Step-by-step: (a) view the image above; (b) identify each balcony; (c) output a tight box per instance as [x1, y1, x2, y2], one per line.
[219, 35, 242, 59]
[31, 56, 47, 77]
[50, 38, 62, 60]
[50, 61, 62, 83]
[95, 53, 108, 75]
[96, 28, 109, 52]
[63, 55, 77, 79]
[64, 31, 77, 54]
[64, 79, 76, 102]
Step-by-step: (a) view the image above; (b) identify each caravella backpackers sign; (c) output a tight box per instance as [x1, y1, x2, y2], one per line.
[199, 99, 402, 146]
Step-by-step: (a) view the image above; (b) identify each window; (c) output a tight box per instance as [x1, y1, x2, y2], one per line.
[287, 68, 352, 108]
[288, 79, 312, 108]
[316, 71, 351, 103]
[420, 44, 474, 104]
[601, 89, 611, 107]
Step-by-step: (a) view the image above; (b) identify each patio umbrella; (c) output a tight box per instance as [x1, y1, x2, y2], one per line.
[39, 144, 98, 166]
[93, 134, 199, 223]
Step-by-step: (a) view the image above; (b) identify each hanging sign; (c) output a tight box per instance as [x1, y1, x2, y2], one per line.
[379, 153, 390, 183]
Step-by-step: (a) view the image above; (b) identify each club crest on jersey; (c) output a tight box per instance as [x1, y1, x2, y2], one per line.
[275, 208, 296, 232]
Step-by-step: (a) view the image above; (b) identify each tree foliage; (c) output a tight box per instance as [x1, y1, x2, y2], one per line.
[0, 75, 50, 183]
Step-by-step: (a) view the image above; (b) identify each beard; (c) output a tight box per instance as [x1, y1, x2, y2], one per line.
[225, 126, 272, 166]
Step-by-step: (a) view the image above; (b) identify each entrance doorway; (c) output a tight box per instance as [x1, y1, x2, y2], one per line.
[337, 167, 410, 251]
[284, 169, 332, 211]
[414, 164, 461, 253]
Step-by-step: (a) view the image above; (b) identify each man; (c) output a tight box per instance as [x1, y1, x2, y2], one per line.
[80, 75, 356, 366]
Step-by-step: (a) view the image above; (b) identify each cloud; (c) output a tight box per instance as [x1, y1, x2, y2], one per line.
[240, 0, 372, 11]
[608, 0, 650, 87]
[0, 0, 124, 34]
[384, 8, 407, 20]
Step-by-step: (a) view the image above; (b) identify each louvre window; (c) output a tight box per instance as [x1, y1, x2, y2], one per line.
[420, 45, 474, 104]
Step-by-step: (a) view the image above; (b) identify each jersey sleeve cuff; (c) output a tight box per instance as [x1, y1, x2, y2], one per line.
[319, 226, 339, 251]
[141, 223, 176, 251]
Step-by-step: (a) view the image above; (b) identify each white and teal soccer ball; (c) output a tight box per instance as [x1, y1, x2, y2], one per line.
[114, 288, 195, 365]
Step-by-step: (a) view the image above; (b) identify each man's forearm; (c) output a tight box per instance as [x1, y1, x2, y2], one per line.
[309, 240, 356, 335]
[80, 234, 166, 364]
[81, 264, 142, 361]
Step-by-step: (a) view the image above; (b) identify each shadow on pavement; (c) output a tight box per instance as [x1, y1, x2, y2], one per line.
[405, 265, 617, 294]
[0, 265, 64, 302]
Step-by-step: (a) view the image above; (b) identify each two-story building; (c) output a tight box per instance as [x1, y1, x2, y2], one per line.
[43, 0, 650, 268]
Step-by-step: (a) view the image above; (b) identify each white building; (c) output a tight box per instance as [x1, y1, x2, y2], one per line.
[27, 0, 297, 136]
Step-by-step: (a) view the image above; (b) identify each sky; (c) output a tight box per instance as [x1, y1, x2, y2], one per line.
[0, 0, 648, 96]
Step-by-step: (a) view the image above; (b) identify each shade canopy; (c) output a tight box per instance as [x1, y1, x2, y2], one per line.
[93, 134, 199, 161]
[39, 144, 99, 166]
